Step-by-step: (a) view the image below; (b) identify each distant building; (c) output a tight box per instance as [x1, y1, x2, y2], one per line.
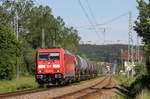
[121, 50, 145, 72]
[102, 63, 113, 73]
[122, 50, 145, 62]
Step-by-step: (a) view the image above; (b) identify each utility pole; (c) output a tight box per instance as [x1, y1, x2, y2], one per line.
[53, 28, 56, 46]
[121, 49, 124, 71]
[16, 6, 19, 41]
[14, 0, 19, 79]
[16, 7, 19, 79]
[103, 28, 106, 45]
[136, 36, 140, 62]
[41, 1, 45, 49]
[42, 28, 45, 48]
[128, 11, 134, 75]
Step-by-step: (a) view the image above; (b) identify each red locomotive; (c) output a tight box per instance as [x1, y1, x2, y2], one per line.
[35, 48, 98, 86]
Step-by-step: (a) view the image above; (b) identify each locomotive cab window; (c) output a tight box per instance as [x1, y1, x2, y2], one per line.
[39, 53, 49, 60]
[50, 53, 60, 60]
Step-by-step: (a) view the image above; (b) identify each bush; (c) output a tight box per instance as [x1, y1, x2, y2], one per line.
[0, 25, 21, 80]
[134, 62, 147, 76]
[136, 89, 150, 99]
[19, 39, 36, 75]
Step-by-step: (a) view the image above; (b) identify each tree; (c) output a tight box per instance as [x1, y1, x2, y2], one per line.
[134, 0, 150, 44]
[0, 0, 81, 78]
[134, 62, 147, 76]
[0, 25, 21, 80]
[134, 0, 150, 74]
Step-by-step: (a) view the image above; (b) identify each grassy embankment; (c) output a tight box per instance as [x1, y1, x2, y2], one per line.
[113, 74, 150, 99]
[113, 75, 135, 99]
[0, 76, 38, 93]
[0, 75, 104, 94]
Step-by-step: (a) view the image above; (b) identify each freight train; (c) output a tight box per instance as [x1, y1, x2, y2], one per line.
[35, 48, 98, 87]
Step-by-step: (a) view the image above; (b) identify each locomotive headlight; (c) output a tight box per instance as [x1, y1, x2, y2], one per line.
[53, 64, 60, 68]
[38, 65, 45, 68]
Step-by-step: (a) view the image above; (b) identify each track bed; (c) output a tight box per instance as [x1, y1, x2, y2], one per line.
[1, 75, 119, 99]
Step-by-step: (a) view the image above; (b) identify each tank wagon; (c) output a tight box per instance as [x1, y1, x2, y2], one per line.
[35, 48, 98, 86]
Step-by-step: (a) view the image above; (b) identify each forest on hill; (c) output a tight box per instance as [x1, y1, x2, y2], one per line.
[79, 44, 143, 62]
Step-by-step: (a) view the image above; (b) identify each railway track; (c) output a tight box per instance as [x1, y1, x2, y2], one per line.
[0, 75, 117, 99]
[0, 88, 46, 98]
[0, 84, 59, 99]
[53, 75, 115, 99]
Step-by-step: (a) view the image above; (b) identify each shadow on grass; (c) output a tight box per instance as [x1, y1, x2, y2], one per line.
[115, 74, 150, 99]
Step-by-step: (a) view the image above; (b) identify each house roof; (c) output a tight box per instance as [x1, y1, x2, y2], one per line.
[121, 50, 145, 61]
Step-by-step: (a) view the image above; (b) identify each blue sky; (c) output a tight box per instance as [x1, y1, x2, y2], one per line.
[35, 0, 140, 45]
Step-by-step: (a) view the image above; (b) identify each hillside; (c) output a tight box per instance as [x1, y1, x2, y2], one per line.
[79, 44, 130, 62]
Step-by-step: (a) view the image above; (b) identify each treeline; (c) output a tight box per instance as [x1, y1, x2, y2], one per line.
[134, 0, 150, 75]
[79, 44, 142, 62]
[0, 0, 80, 80]
[79, 44, 144, 74]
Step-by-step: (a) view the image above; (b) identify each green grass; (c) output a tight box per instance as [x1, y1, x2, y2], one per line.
[113, 74, 150, 99]
[0, 76, 38, 93]
[113, 75, 138, 99]
[113, 95, 125, 99]
[113, 75, 136, 86]
[111, 80, 150, 99]
[0, 75, 103, 93]
[136, 89, 150, 99]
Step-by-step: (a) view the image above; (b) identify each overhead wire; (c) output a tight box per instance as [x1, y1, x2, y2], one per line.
[85, 0, 98, 26]
[78, 0, 102, 40]
[85, 0, 106, 44]
[75, 12, 128, 28]
[97, 13, 128, 26]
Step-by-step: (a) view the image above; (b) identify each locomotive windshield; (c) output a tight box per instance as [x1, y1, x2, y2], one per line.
[39, 53, 49, 60]
[39, 52, 60, 60]
[50, 53, 60, 60]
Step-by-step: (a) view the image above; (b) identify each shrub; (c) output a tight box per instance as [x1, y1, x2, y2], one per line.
[0, 25, 21, 80]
